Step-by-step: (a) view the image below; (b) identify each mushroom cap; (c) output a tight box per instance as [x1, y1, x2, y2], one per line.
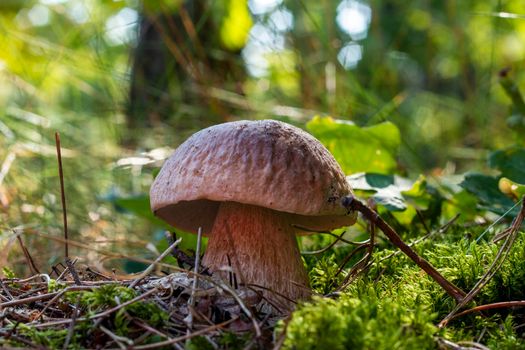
[150, 120, 357, 234]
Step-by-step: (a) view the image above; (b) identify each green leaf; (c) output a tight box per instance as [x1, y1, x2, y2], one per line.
[394, 175, 435, 225]
[401, 175, 433, 211]
[348, 173, 441, 225]
[488, 147, 525, 183]
[460, 173, 516, 215]
[307, 116, 401, 174]
[347, 173, 412, 211]
[441, 189, 479, 223]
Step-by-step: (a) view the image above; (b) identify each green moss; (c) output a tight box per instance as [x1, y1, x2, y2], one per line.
[76, 284, 138, 310]
[186, 333, 251, 350]
[424, 231, 525, 305]
[485, 316, 525, 350]
[66, 284, 168, 338]
[16, 323, 87, 349]
[285, 229, 525, 349]
[283, 292, 437, 350]
[47, 278, 67, 292]
[308, 255, 343, 295]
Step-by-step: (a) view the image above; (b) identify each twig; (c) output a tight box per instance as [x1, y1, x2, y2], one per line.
[300, 232, 367, 255]
[436, 337, 490, 350]
[131, 317, 238, 350]
[165, 232, 196, 268]
[65, 258, 82, 285]
[342, 196, 466, 303]
[444, 300, 525, 324]
[0, 329, 41, 348]
[133, 319, 171, 340]
[22, 230, 185, 274]
[55, 132, 69, 259]
[129, 237, 182, 289]
[416, 209, 431, 235]
[295, 226, 366, 246]
[0, 280, 14, 300]
[333, 243, 369, 279]
[439, 197, 525, 327]
[188, 227, 203, 309]
[8, 273, 50, 284]
[32, 285, 86, 320]
[85, 267, 113, 281]
[335, 199, 378, 288]
[227, 255, 237, 288]
[219, 282, 262, 337]
[332, 199, 378, 287]
[272, 315, 292, 350]
[63, 299, 80, 350]
[2, 285, 94, 312]
[185, 228, 202, 340]
[1, 291, 59, 308]
[475, 199, 522, 243]
[52, 263, 69, 281]
[100, 325, 133, 348]
[15, 234, 40, 275]
[380, 214, 460, 262]
[245, 283, 292, 313]
[334, 242, 375, 292]
[29, 287, 158, 329]
[17, 286, 47, 299]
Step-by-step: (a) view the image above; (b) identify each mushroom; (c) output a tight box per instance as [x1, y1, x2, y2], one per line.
[150, 120, 357, 310]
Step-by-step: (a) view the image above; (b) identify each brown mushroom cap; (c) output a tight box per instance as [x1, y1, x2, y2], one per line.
[150, 119, 357, 234]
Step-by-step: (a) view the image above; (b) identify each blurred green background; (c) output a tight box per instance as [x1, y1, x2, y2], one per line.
[0, 0, 524, 274]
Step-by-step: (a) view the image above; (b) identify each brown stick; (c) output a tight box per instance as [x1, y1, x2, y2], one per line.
[342, 196, 466, 303]
[65, 258, 82, 285]
[15, 234, 40, 275]
[132, 317, 238, 350]
[444, 300, 525, 324]
[63, 298, 80, 350]
[27, 287, 158, 329]
[55, 132, 68, 259]
[0, 285, 94, 308]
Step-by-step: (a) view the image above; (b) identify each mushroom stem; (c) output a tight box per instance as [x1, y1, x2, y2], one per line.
[202, 202, 310, 311]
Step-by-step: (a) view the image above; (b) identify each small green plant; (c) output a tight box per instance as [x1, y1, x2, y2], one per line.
[68, 284, 137, 311]
[308, 255, 343, 295]
[16, 324, 81, 349]
[2, 267, 15, 279]
[47, 278, 67, 292]
[64, 284, 168, 338]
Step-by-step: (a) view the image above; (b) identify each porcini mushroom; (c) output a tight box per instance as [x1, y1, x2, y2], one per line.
[150, 120, 357, 310]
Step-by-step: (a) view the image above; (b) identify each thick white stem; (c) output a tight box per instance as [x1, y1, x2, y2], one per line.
[202, 202, 310, 311]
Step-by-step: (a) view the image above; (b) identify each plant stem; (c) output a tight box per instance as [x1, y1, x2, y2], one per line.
[342, 196, 466, 303]
[55, 132, 68, 260]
